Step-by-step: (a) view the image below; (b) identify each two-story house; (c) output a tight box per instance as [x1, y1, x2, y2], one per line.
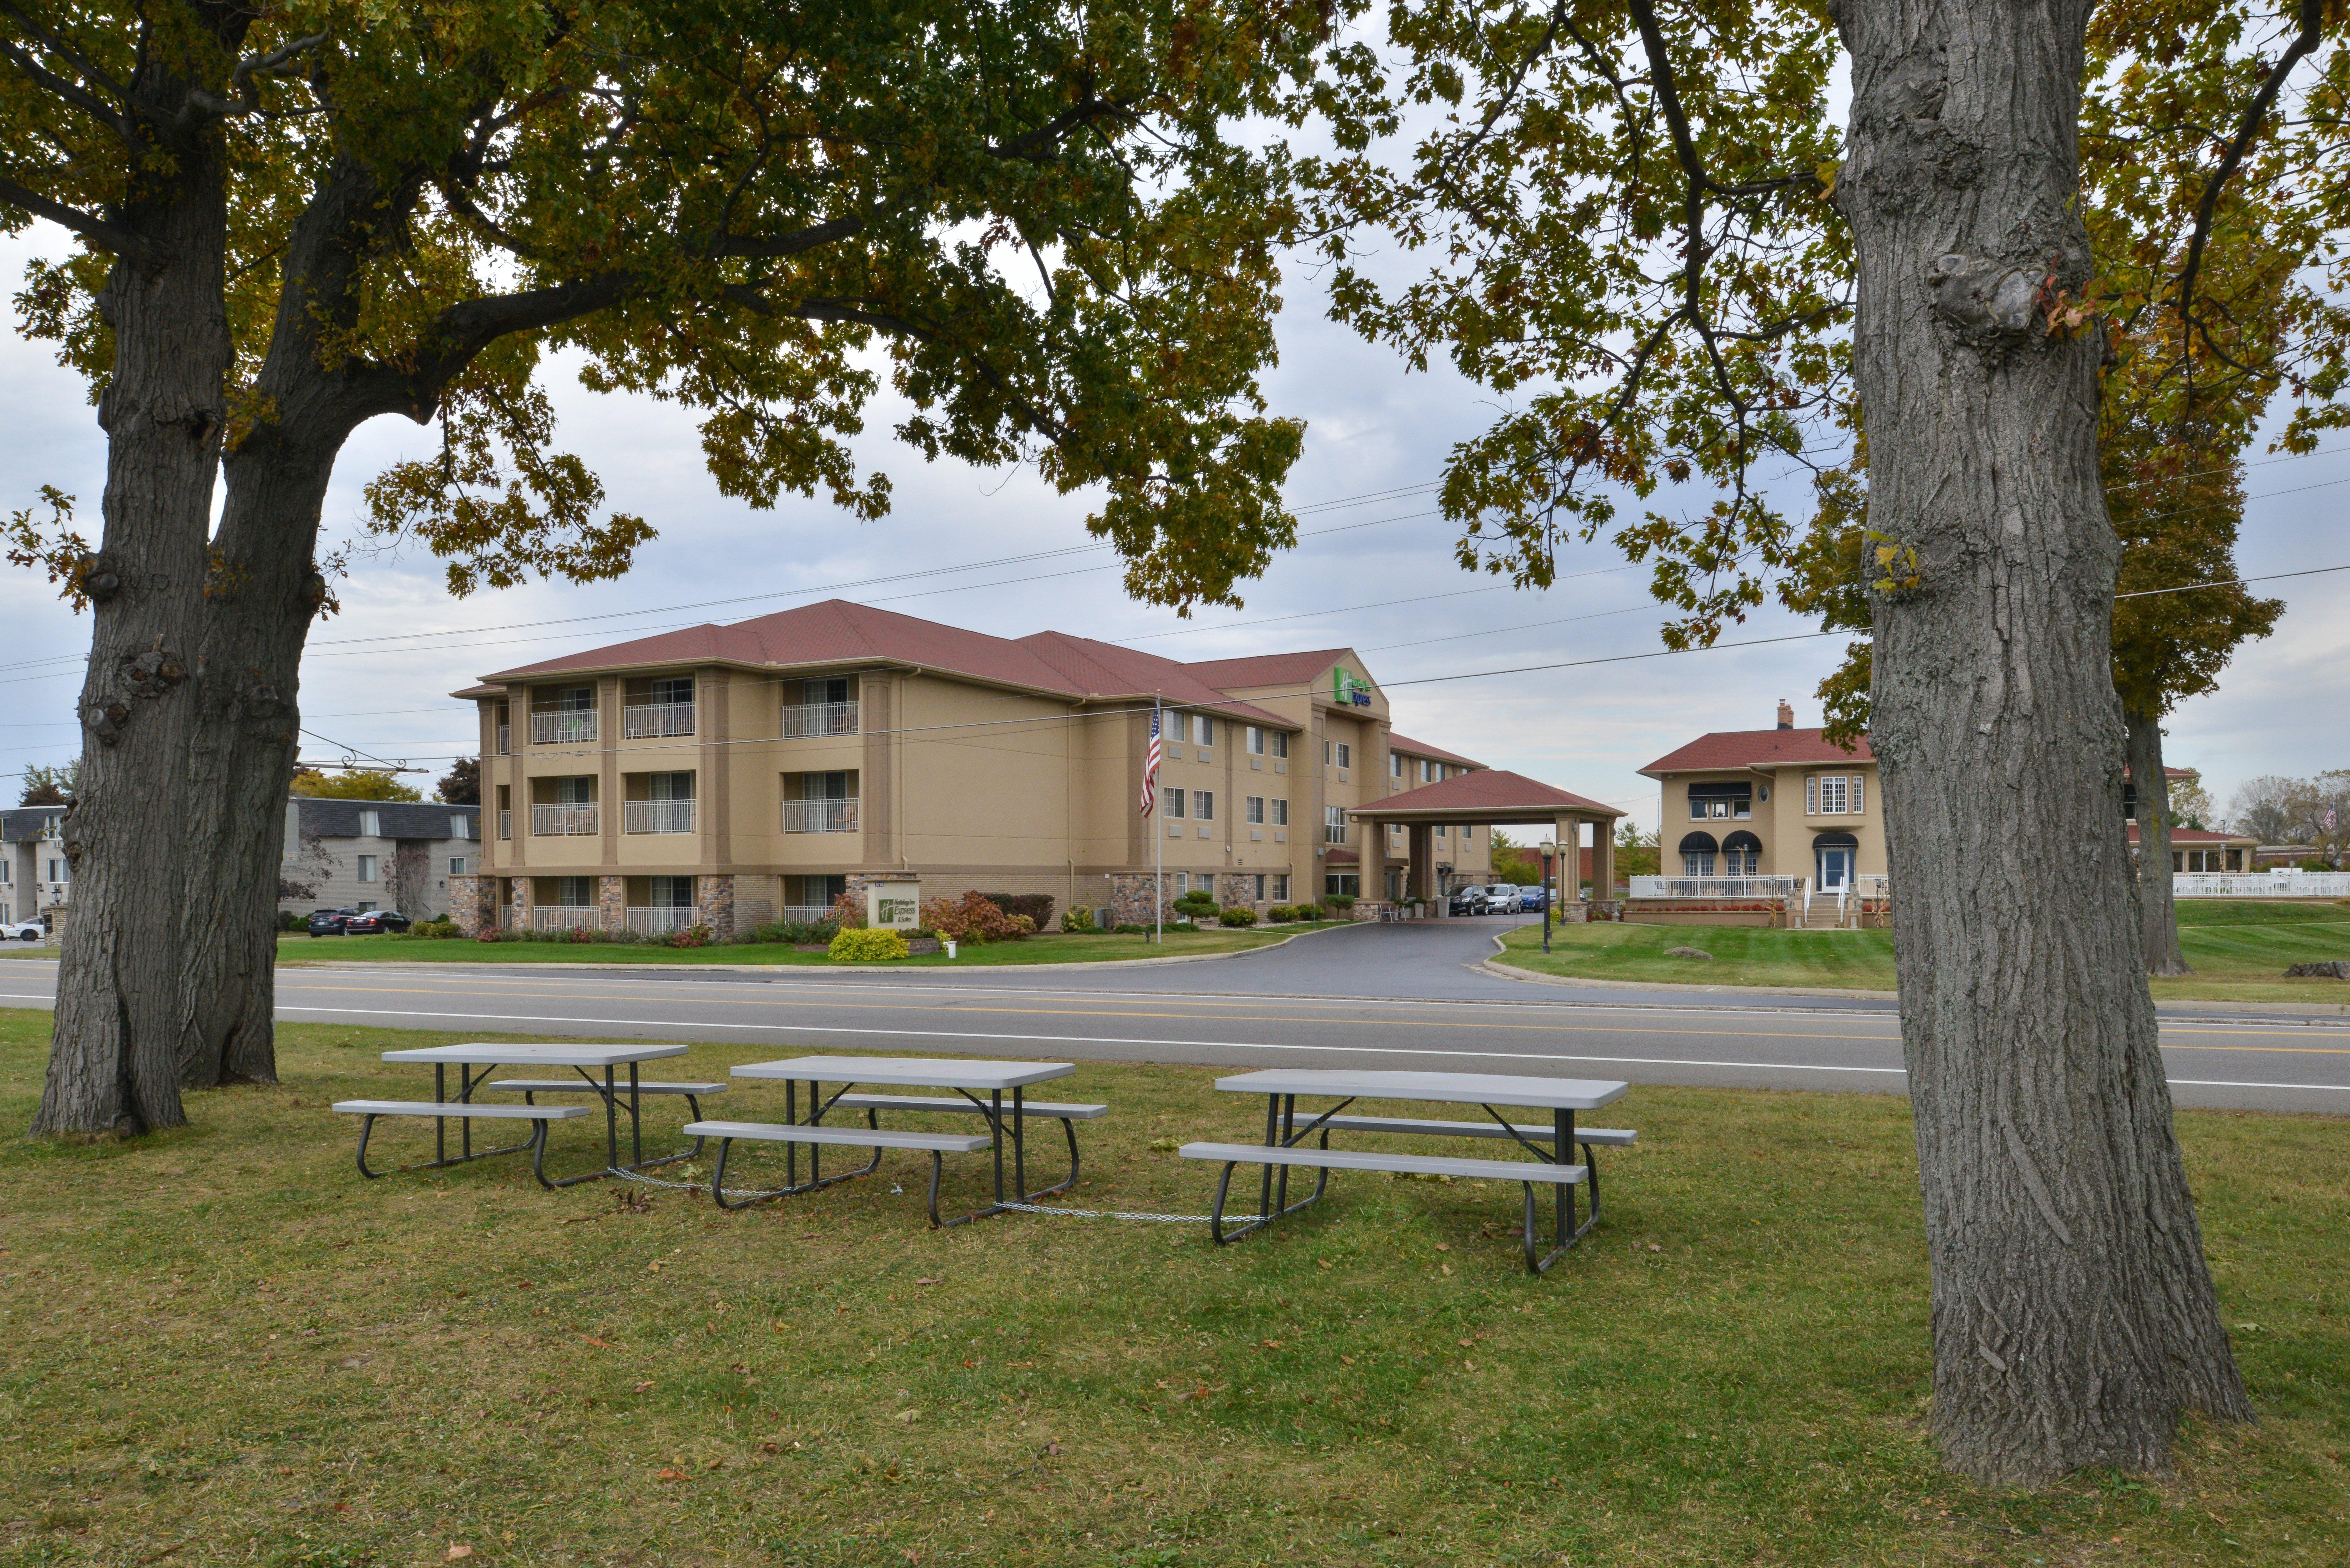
[279, 798, 482, 922]
[1, 805, 70, 929]
[1639, 701, 1881, 892]
[453, 599, 1493, 935]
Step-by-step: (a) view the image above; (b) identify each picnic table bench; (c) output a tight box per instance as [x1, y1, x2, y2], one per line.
[1181, 1069, 1634, 1273]
[333, 1099, 591, 1188]
[685, 1056, 1098, 1225]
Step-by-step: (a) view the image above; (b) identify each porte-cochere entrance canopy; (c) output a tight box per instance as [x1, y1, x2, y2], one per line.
[1348, 769, 1625, 905]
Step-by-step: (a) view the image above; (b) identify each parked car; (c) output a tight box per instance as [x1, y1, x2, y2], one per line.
[0, 918, 44, 942]
[344, 909, 413, 935]
[1485, 883, 1525, 912]
[1448, 886, 1490, 916]
[307, 907, 360, 936]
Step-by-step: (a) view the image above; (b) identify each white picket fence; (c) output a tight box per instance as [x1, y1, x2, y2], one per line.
[2171, 870, 2350, 898]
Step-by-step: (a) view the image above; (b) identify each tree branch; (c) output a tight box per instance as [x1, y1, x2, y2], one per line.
[2175, 0, 2323, 336]
[0, 172, 158, 264]
[0, 35, 134, 143]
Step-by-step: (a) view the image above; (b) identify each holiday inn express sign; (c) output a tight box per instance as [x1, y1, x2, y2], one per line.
[1332, 668, 1372, 706]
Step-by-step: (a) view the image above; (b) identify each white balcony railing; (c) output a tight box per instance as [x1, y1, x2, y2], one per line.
[781, 701, 859, 738]
[623, 702, 695, 739]
[626, 906, 697, 935]
[532, 906, 600, 932]
[530, 712, 597, 745]
[2173, 870, 2350, 897]
[497, 810, 511, 841]
[783, 798, 858, 834]
[780, 903, 840, 925]
[1628, 875, 1808, 900]
[624, 799, 695, 835]
[496, 724, 511, 755]
[530, 803, 598, 836]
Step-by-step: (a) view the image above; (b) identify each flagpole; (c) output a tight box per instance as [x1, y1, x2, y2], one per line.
[1154, 694, 1164, 947]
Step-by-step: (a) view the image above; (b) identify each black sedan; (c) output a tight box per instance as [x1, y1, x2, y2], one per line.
[343, 909, 413, 934]
[1447, 886, 1490, 916]
[307, 908, 359, 936]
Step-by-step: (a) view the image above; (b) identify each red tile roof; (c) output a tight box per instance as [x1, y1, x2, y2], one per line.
[1349, 768, 1623, 820]
[468, 599, 1294, 724]
[1641, 727, 1873, 773]
[1388, 732, 1483, 769]
[1181, 648, 1359, 689]
[2126, 825, 2252, 845]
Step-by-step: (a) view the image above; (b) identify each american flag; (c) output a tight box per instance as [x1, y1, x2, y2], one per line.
[1140, 711, 1163, 816]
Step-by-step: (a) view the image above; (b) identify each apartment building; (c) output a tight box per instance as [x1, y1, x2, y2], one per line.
[1, 805, 69, 928]
[451, 599, 1495, 935]
[279, 798, 482, 922]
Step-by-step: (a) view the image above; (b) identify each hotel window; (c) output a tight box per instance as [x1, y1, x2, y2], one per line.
[1390, 753, 1403, 778]
[1166, 787, 1186, 819]
[1173, 872, 1190, 894]
[1436, 824, 1447, 838]
[448, 856, 468, 877]
[1246, 796, 1265, 825]
[1247, 726, 1266, 755]
[357, 855, 377, 884]
[1194, 715, 1215, 748]
[1271, 874, 1290, 901]
[1420, 759, 1435, 783]
[1271, 799, 1289, 826]
[1193, 790, 1214, 821]
[1270, 732, 1289, 758]
[1336, 743, 1352, 770]
[1323, 740, 1332, 764]
[1251, 874, 1266, 902]
[1323, 805, 1347, 844]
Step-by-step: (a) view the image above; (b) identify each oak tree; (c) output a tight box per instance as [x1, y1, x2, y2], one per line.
[1306, 0, 2343, 1485]
[1, 0, 1329, 1135]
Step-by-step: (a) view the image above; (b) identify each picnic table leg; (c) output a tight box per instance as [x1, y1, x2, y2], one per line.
[1012, 1087, 1027, 1203]
[809, 1082, 822, 1187]
[1274, 1094, 1296, 1215]
[1557, 1109, 1572, 1261]
[991, 1090, 1005, 1209]
[1258, 1095, 1279, 1224]
[630, 1061, 643, 1168]
[435, 1064, 447, 1166]
[603, 1066, 620, 1171]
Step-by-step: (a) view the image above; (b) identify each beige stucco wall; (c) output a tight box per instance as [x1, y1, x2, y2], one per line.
[1656, 762, 1884, 880]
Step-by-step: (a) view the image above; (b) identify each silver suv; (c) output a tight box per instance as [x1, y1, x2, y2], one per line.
[1484, 883, 1523, 912]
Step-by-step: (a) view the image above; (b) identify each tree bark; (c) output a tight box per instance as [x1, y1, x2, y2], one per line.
[1835, 0, 2250, 1487]
[2127, 713, 2190, 976]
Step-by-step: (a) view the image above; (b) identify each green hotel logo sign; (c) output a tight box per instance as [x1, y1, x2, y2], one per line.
[1332, 667, 1371, 706]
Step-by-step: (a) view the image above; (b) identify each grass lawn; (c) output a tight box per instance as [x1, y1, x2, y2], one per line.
[265, 923, 1342, 968]
[1493, 900, 2350, 1005]
[2, 1010, 2342, 1565]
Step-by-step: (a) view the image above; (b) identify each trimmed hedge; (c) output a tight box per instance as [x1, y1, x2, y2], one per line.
[977, 892, 1056, 929]
[1217, 908, 1258, 927]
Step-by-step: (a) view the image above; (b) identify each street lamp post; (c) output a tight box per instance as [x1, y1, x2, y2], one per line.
[1540, 842, 1554, 954]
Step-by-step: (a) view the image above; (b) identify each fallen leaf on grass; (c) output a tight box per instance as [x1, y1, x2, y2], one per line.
[961, 1358, 981, 1369]
[1148, 1136, 1180, 1152]
[1440, 1263, 1453, 1276]
[914, 1277, 941, 1286]
[656, 1467, 689, 1481]
[1339, 1354, 1355, 1366]
[1648, 1242, 1663, 1252]
[1261, 1339, 1282, 1349]
[446, 1548, 473, 1561]
[633, 1381, 655, 1393]
[1043, 1441, 1064, 1456]
[894, 1410, 918, 1423]
[1434, 1243, 1452, 1252]
[1458, 1339, 1474, 1347]
[583, 1336, 613, 1348]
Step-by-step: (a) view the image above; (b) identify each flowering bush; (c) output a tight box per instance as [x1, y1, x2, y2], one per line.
[829, 889, 866, 930]
[921, 892, 1021, 945]
[667, 923, 713, 949]
[1059, 907, 1097, 933]
[828, 927, 911, 962]
[1010, 913, 1036, 936]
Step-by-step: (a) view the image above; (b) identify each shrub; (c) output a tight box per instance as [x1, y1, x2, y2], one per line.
[1010, 913, 1037, 936]
[829, 889, 866, 930]
[610, 926, 647, 944]
[1217, 907, 1257, 927]
[1172, 890, 1219, 920]
[754, 918, 838, 945]
[921, 891, 1021, 945]
[1114, 923, 1147, 935]
[1264, 904, 1292, 923]
[405, 917, 463, 940]
[667, 924, 713, 949]
[561, 923, 607, 944]
[1059, 906, 1097, 933]
[1300, 902, 1327, 921]
[978, 892, 1056, 929]
[1326, 893, 1357, 912]
[828, 926, 911, 962]
[2299, 857, 2334, 873]
[276, 910, 304, 932]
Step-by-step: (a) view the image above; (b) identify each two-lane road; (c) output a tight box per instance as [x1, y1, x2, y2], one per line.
[3, 918, 2345, 1112]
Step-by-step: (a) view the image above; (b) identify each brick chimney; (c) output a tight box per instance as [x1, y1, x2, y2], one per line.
[1776, 699, 1794, 730]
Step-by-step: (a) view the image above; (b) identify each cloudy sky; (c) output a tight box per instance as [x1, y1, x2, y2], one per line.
[2, 219, 2345, 833]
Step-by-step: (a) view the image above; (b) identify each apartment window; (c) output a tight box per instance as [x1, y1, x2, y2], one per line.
[1270, 732, 1289, 759]
[448, 856, 467, 877]
[1173, 872, 1190, 895]
[1246, 726, 1266, 756]
[1323, 805, 1347, 845]
[356, 855, 377, 884]
[1246, 796, 1265, 825]
[1336, 743, 1351, 770]
[497, 784, 512, 841]
[1252, 874, 1266, 902]
[359, 810, 381, 838]
[782, 676, 858, 738]
[530, 685, 598, 745]
[545, 875, 595, 908]
[530, 776, 598, 836]
[626, 771, 697, 834]
[494, 702, 511, 756]
[1325, 873, 1359, 897]
[1194, 715, 1215, 748]
[782, 770, 858, 833]
[1323, 740, 1331, 765]
[1271, 799, 1289, 826]
[1193, 790, 1214, 822]
[1420, 759, 1435, 783]
[1165, 786, 1186, 819]
[356, 901, 376, 913]
[1271, 874, 1290, 901]
[1390, 753, 1403, 779]
[450, 815, 472, 840]
[48, 859, 63, 882]
[624, 674, 697, 739]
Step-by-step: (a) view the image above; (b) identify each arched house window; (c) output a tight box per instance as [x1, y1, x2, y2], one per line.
[1678, 831, 1719, 877]
[1722, 830, 1762, 877]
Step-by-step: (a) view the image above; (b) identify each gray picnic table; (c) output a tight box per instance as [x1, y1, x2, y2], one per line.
[1181, 1068, 1634, 1273]
[686, 1054, 1103, 1225]
[336, 1042, 718, 1188]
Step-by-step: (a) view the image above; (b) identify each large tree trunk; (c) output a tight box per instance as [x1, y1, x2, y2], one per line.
[2127, 712, 2190, 976]
[1835, 0, 2250, 1488]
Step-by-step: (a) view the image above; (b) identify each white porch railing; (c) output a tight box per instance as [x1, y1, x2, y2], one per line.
[1628, 875, 1808, 899]
[779, 904, 839, 925]
[532, 905, 600, 932]
[496, 724, 511, 755]
[782, 701, 859, 738]
[530, 803, 598, 836]
[626, 906, 697, 935]
[530, 711, 597, 745]
[623, 701, 695, 739]
[497, 810, 511, 840]
[783, 798, 858, 834]
[2172, 870, 2350, 897]
[624, 799, 695, 834]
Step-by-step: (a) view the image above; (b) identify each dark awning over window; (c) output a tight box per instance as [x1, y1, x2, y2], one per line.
[1723, 830, 1762, 853]
[1687, 780, 1753, 800]
[1678, 832, 1720, 854]
[1812, 830, 1859, 849]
